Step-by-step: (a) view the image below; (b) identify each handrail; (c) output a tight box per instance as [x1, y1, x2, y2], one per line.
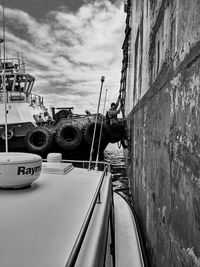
[2, 0, 8, 152]
[65, 165, 110, 267]
[43, 159, 110, 174]
[61, 159, 110, 172]
[0, 57, 25, 72]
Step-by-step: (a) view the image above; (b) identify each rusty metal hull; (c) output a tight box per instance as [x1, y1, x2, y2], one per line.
[123, 0, 200, 266]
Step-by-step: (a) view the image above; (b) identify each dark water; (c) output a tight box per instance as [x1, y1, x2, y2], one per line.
[104, 143, 131, 203]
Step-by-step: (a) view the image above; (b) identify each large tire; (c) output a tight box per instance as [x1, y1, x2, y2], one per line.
[24, 126, 53, 153]
[55, 125, 83, 150]
[83, 123, 109, 145]
[108, 124, 124, 143]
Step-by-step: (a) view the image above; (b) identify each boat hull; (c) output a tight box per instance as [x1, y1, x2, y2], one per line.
[122, 0, 200, 266]
[0, 128, 109, 160]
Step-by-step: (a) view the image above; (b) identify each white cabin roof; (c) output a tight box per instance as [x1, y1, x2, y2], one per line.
[0, 166, 103, 267]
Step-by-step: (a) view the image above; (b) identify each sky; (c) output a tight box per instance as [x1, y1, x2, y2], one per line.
[0, 0, 126, 114]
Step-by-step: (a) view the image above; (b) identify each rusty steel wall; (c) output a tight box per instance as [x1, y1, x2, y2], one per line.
[125, 0, 200, 266]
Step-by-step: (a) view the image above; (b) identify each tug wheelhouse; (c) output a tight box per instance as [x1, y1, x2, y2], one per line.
[0, 57, 47, 125]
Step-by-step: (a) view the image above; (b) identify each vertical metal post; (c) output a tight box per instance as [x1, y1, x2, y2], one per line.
[88, 76, 105, 170]
[110, 180, 116, 266]
[95, 88, 108, 171]
[2, 0, 8, 152]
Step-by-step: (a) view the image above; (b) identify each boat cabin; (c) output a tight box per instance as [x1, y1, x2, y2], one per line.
[0, 57, 43, 107]
[0, 153, 146, 267]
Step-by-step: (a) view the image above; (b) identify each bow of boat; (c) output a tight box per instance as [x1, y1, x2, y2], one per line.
[0, 153, 147, 267]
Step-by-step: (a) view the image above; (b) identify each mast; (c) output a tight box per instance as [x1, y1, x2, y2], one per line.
[88, 76, 105, 170]
[2, 0, 8, 152]
[94, 89, 108, 171]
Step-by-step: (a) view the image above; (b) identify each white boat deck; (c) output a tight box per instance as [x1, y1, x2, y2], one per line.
[0, 166, 103, 267]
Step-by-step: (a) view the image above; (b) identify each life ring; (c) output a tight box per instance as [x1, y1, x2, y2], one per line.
[1, 130, 14, 140]
[55, 125, 83, 150]
[83, 123, 109, 145]
[24, 126, 53, 154]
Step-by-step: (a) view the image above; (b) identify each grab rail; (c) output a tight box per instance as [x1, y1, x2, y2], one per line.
[65, 164, 110, 267]
[62, 159, 110, 172]
[43, 158, 110, 172]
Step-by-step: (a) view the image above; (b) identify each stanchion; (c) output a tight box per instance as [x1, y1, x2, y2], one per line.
[88, 76, 105, 170]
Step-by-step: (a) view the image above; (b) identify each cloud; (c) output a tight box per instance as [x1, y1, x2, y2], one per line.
[1, 0, 125, 113]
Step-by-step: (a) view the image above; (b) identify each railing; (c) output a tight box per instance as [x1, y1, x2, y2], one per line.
[62, 159, 110, 172]
[65, 164, 110, 267]
[0, 91, 26, 103]
[0, 57, 25, 73]
[43, 159, 115, 267]
[0, 92, 44, 107]
[29, 93, 44, 107]
[43, 158, 111, 266]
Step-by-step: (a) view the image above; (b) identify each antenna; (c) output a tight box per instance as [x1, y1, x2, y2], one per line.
[88, 76, 105, 170]
[2, 0, 8, 152]
[94, 88, 108, 171]
[20, 39, 23, 58]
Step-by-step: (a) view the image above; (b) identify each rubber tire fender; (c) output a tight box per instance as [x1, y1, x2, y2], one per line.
[108, 124, 124, 143]
[24, 126, 53, 153]
[55, 124, 83, 150]
[83, 123, 109, 145]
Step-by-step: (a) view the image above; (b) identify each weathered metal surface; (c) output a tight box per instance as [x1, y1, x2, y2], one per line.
[125, 0, 200, 266]
[128, 60, 200, 266]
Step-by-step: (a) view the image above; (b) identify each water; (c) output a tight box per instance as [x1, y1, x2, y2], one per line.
[104, 143, 131, 203]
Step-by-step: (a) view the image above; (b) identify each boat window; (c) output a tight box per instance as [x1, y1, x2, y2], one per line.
[14, 85, 24, 92]
[6, 78, 13, 91]
[26, 79, 34, 94]
[10, 93, 25, 101]
[14, 64, 19, 71]
[14, 75, 27, 93]
[1, 62, 14, 70]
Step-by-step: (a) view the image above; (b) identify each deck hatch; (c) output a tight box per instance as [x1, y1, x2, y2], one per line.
[42, 162, 73, 175]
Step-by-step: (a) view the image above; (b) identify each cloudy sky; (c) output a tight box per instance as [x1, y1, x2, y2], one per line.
[0, 0, 125, 114]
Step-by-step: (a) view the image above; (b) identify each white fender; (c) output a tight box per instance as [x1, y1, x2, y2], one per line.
[0, 152, 42, 188]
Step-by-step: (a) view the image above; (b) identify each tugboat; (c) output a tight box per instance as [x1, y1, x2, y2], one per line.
[0, 57, 110, 158]
[0, 59, 126, 159]
[0, 56, 51, 152]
